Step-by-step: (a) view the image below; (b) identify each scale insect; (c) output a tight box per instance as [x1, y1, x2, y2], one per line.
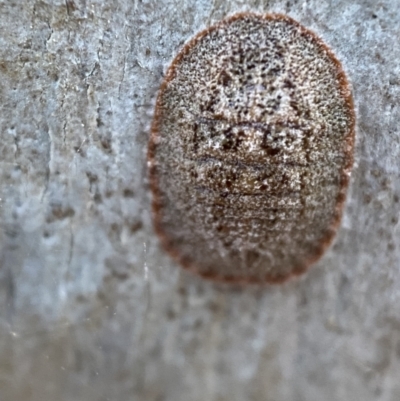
[148, 12, 355, 284]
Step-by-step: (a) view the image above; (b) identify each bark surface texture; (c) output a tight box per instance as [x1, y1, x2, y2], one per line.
[0, 1, 400, 400]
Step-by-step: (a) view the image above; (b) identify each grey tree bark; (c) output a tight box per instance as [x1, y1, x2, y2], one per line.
[1, 0, 400, 400]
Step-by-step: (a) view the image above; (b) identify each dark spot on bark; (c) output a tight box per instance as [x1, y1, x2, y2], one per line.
[94, 192, 102, 203]
[47, 205, 75, 222]
[130, 221, 143, 233]
[86, 172, 98, 184]
[123, 188, 135, 198]
[101, 137, 112, 152]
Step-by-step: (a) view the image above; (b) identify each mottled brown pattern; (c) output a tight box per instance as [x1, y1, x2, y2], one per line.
[148, 13, 355, 284]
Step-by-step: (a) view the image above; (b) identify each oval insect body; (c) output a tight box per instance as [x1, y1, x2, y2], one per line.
[148, 13, 355, 283]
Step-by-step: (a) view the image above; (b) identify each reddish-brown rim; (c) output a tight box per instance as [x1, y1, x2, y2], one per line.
[147, 12, 356, 285]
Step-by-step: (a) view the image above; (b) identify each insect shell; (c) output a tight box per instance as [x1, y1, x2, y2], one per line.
[148, 12, 355, 284]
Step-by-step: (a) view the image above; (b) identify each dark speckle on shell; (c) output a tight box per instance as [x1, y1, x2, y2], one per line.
[148, 12, 355, 284]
